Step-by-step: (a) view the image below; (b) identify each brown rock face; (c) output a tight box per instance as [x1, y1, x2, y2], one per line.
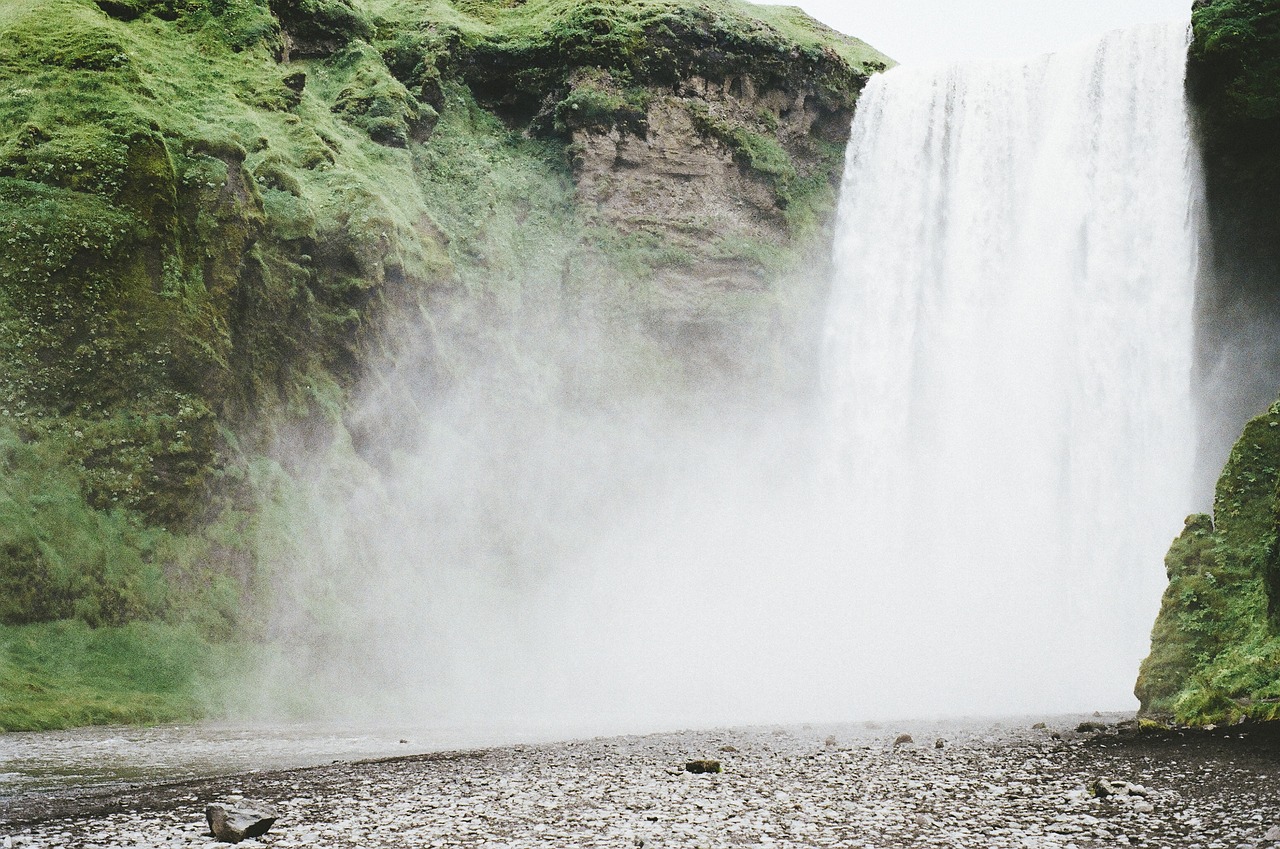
[567, 71, 859, 387]
[572, 73, 850, 243]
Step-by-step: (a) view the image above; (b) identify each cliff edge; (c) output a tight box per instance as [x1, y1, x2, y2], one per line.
[0, 0, 888, 728]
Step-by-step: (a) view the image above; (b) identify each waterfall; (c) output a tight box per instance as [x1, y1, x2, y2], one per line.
[822, 21, 1200, 706]
[260, 21, 1202, 727]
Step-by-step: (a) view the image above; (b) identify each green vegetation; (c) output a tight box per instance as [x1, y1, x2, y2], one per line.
[369, 0, 887, 120]
[0, 620, 235, 730]
[554, 68, 650, 134]
[0, 0, 879, 729]
[1137, 400, 1280, 724]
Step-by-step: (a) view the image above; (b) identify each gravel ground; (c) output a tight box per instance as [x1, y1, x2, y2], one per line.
[4, 713, 1280, 848]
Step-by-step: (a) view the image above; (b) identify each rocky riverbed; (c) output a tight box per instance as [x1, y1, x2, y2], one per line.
[4, 713, 1280, 848]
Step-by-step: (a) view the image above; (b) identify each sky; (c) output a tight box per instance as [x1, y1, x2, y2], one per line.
[754, 0, 1194, 65]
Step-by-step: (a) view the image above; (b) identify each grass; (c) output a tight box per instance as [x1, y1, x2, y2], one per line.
[0, 620, 231, 731]
[0, 0, 879, 729]
[1137, 399, 1280, 725]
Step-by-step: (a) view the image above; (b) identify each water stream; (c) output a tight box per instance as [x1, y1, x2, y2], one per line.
[822, 20, 1200, 705]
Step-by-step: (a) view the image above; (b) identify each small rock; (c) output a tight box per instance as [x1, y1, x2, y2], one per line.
[1076, 721, 1108, 733]
[824, 735, 837, 748]
[893, 734, 914, 746]
[206, 803, 277, 844]
[1265, 824, 1280, 842]
[719, 745, 739, 753]
[1089, 778, 1119, 798]
[685, 760, 721, 774]
[934, 738, 945, 749]
[1032, 722, 1047, 730]
[1088, 778, 1148, 800]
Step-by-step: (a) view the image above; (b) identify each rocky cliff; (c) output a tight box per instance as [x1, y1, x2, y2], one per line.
[0, 0, 888, 728]
[1137, 0, 1280, 726]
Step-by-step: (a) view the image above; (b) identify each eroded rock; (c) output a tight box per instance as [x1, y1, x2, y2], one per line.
[206, 802, 278, 844]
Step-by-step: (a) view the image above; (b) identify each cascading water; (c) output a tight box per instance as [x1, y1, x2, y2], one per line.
[822, 20, 1201, 707]
[260, 21, 1203, 728]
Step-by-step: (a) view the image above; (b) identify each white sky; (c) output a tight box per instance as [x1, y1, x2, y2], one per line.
[755, 0, 1193, 65]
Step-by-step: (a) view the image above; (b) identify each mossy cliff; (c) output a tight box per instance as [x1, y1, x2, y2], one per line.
[1137, 0, 1280, 726]
[1186, 0, 1280, 480]
[0, 0, 888, 729]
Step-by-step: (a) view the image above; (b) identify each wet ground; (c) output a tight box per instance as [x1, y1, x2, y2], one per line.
[4, 713, 1280, 848]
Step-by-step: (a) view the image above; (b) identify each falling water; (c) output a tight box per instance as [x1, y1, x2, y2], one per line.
[823, 21, 1200, 706]
[256, 22, 1202, 728]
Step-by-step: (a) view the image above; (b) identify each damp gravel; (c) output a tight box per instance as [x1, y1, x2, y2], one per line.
[4, 713, 1280, 848]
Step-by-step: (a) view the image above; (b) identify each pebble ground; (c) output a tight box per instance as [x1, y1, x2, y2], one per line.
[5, 715, 1280, 848]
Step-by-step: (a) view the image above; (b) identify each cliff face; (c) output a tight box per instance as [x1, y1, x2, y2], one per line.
[1137, 0, 1280, 725]
[1186, 0, 1280, 482]
[0, 0, 888, 727]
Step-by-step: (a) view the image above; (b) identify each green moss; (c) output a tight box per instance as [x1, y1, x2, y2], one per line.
[323, 42, 431, 147]
[554, 68, 650, 135]
[0, 619, 235, 730]
[367, 0, 890, 122]
[0, 0, 878, 728]
[1138, 400, 1280, 725]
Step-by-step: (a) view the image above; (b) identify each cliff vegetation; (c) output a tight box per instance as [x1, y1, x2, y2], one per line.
[1138, 0, 1280, 726]
[0, 0, 887, 729]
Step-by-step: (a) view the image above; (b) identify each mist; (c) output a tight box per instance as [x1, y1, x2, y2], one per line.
[241, 22, 1204, 734]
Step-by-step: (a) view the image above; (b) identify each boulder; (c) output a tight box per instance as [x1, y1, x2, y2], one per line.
[685, 759, 722, 774]
[206, 803, 278, 844]
[892, 734, 913, 746]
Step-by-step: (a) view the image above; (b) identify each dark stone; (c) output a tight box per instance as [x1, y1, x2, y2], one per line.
[270, 0, 374, 60]
[1076, 721, 1108, 733]
[206, 803, 277, 844]
[282, 72, 306, 109]
[892, 734, 913, 746]
[934, 738, 945, 749]
[684, 759, 721, 774]
[1089, 778, 1148, 799]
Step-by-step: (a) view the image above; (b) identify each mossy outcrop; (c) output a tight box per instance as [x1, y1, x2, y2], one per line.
[1137, 401, 1280, 724]
[0, 0, 888, 728]
[1138, 0, 1280, 726]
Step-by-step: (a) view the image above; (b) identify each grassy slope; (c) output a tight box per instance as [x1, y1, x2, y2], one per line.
[0, 0, 880, 729]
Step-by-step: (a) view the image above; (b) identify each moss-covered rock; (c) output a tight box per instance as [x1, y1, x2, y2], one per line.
[1138, 400, 1280, 724]
[0, 0, 887, 728]
[1138, 0, 1280, 729]
[270, 0, 372, 58]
